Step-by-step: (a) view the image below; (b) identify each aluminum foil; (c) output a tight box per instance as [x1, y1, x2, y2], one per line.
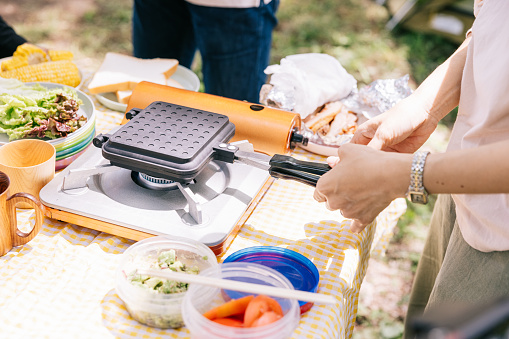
[259, 83, 296, 112]
[342, 75, 413, 119]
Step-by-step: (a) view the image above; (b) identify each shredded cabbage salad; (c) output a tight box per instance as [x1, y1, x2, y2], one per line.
[0, 78, 86, 141]
[128, 249, 201, 294]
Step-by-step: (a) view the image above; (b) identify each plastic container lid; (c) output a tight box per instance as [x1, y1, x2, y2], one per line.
[223, 246, 319, 312]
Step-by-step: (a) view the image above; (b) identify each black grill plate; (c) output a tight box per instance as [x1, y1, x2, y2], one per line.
[101, 101, 235, 182]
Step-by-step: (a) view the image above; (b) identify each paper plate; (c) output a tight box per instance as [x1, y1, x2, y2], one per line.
[95, 65, 201, 112]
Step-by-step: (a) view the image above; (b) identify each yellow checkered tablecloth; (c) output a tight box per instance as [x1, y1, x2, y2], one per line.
[0, 77, 407, 339]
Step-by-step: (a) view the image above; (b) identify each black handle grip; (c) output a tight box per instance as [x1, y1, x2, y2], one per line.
[268, 155, 331, 187]
[269, 167, 321, 187]
[269, 154, 331, 176]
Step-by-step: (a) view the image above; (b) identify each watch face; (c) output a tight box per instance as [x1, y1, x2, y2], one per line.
[410, 192, 428, 204]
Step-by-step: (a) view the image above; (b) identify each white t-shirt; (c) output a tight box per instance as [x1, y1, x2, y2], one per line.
[185, 0, 272, 8]
[447, 0, 509, 252]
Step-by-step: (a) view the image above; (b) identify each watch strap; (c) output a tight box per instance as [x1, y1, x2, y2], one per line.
[407, 151, 430, 204]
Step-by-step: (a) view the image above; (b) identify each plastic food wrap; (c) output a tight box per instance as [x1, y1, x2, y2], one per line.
[260, 53, 357, 119]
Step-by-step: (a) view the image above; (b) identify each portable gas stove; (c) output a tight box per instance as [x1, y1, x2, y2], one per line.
[40, 101, 330, 255]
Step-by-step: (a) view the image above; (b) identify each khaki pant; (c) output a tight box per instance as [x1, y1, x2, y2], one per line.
[403, 194, 509, 338]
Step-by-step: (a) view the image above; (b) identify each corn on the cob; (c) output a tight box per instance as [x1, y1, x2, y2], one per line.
[0, 60, 81, 87]
[1, 43, 48, 71]
[1, 43, 76, 72]
[1, 57, 27, 71]
[14, 43, 47, 64]
[48, 50, 74, 62]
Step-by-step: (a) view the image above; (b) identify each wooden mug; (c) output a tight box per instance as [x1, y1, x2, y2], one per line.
[0, 171, 46, 256]
[0, 139, 55, 208]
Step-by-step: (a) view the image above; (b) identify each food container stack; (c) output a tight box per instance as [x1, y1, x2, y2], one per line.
[223, 246, 320, 314]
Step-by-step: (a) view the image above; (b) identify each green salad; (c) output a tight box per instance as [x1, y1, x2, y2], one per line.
[124, 249, 207, 328]
[128, 249, 202, 294]
[0, 78, 86, 141]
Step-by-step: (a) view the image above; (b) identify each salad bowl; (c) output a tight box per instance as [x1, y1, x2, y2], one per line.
[0, 81, 96, 170]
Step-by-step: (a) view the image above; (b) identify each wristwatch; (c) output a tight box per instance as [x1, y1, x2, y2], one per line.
[407, 151, 430, 204]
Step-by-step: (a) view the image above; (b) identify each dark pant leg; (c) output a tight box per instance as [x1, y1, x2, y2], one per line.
[427, 219, 509, 308]
[404, 194, 509, 338]
[187, 1, 279, 103]
[403, 194, 456, 339]
[132, 0, 196, 68]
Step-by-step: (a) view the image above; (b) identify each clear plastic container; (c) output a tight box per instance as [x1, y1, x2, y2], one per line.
[182, 262, 300, 339]
[116, 236, 218, 329]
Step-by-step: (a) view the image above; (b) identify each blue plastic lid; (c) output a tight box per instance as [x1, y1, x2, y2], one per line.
[223, 246, 320, 307]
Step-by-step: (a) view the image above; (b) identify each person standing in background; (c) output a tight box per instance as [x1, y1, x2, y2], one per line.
[0, 15, 27, 59]
[132, 0, 279, 104]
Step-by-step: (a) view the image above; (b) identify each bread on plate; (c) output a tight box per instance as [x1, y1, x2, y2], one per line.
[114, 77, 184, 105]
[87, 52, 178, 95]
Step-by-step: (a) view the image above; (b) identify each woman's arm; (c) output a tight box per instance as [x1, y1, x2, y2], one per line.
[314, 138, 509, 233]
[424, 139, 509, 194]
[351, 36, 471, 152]
[412, 36, 470, 122]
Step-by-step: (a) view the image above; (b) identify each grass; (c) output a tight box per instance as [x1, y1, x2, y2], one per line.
[5, 0, 463, 337]
[78, 2, 132, 57]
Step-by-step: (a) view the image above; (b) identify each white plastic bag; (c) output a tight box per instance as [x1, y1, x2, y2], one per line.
[261, 53, 357, 118]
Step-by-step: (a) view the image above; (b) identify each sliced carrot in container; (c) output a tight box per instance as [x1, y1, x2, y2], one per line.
[244, 295, 284, 327]
[250, 311, 282, 327]
[212, 317, 244, 327]
[203, 295, 254, 320]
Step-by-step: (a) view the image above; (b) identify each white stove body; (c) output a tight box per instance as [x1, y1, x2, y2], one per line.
[40, 145, 270, 247]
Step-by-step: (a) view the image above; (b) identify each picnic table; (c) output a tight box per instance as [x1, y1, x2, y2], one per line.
[0, 74, 407, 339]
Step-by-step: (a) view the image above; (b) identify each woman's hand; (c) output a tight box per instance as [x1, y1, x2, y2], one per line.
[351, 96, 439, 152]
[314, 143, 412, 233]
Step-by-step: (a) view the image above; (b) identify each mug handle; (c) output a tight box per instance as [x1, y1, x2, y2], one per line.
[7, 192, 46, 247]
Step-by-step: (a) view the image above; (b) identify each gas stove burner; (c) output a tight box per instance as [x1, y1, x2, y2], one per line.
[40, 123, 273, 255]
[133, 172, 180, 191]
